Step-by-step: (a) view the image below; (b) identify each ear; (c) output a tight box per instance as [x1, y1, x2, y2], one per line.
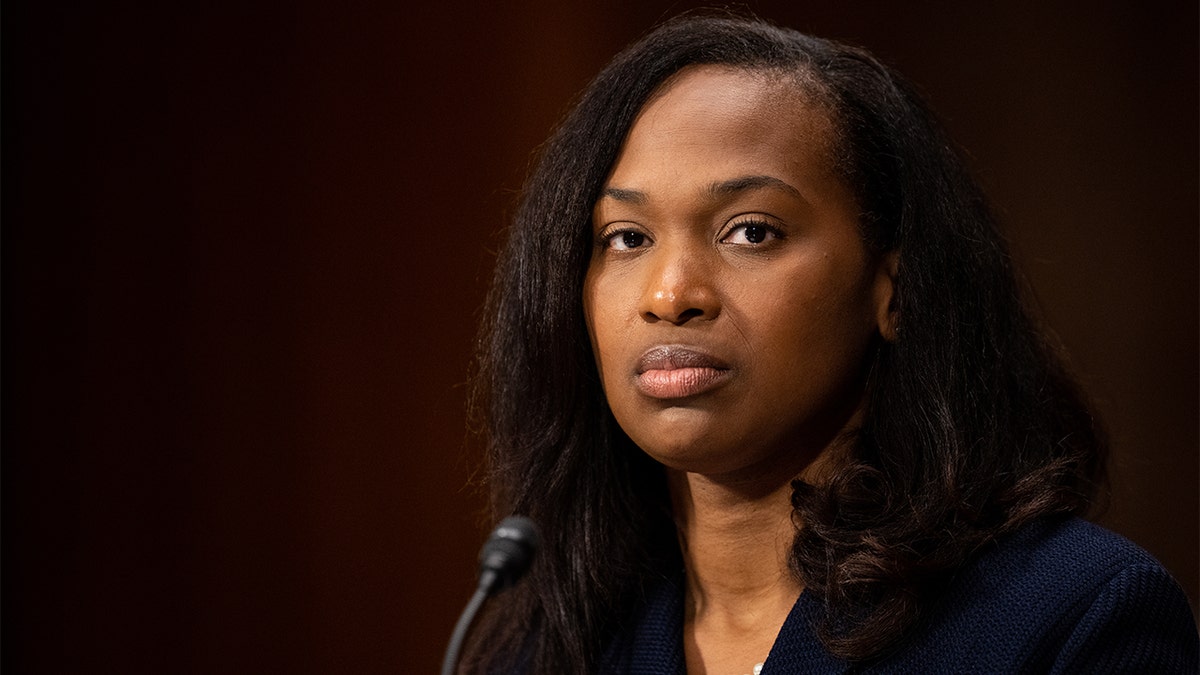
[872, 250, 899, 342]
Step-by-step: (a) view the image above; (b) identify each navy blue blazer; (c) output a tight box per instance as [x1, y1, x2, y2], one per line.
[600, 518, 1198, 673]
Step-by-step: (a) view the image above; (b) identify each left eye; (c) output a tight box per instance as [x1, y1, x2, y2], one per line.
[723, 222, 778, 245]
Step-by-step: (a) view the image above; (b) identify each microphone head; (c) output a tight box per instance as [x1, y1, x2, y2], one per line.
[478, 516, 540, 594]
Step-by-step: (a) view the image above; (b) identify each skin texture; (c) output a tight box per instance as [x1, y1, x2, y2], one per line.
[583, 66, 896, 674]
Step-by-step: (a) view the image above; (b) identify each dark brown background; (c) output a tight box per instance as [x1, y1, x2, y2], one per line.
[6, 1, 1196, 672]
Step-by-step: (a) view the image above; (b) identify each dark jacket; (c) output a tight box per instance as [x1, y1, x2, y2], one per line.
[601, 518, 1198, 673]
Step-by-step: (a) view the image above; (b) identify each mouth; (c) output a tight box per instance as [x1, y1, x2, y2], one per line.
[635, 345, 732, 400]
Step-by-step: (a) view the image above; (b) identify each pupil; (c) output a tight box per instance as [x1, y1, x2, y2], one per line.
[622, 232, 644, 248]
[745, 225, 765, 243]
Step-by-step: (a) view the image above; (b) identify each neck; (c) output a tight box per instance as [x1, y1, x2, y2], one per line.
[667, 431, 853, 674]
[670, 468, 804, 674]
[670, 469, 803, 621]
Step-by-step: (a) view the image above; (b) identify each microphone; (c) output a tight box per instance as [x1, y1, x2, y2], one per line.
[440, 516, 541, 675]
[477, 515, 540, 594]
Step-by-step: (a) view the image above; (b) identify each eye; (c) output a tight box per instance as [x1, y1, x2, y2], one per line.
[604, 229, 650, 251]
[722, 220, 780, 245]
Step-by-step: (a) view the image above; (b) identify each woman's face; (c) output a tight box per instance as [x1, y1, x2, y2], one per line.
[583, 65, 895, 478]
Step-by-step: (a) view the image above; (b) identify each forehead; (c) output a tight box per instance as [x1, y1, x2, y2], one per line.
[640, 64, 823, 119]
[602, 65, 844, 206]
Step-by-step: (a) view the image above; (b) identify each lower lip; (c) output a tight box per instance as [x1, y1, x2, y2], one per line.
[637, 367, 730, 399]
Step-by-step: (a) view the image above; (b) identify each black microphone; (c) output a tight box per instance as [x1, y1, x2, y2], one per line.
[440, 516, 541, 675]
[477, 515, 540, 594]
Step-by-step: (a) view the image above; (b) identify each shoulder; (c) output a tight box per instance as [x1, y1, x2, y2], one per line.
[599, 574, 687, 675]
[967, 517, 1172, 598]
[887, 517, 1199, 673]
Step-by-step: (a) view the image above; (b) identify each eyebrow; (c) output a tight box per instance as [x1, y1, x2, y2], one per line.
[708, 175, 804, 201]
[598, 186, 648, 204]
[598, 174, 805, 205]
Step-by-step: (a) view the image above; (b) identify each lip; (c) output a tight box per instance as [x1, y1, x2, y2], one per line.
[635, 345, 732, 400]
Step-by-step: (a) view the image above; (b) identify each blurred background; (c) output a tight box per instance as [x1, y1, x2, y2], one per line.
[6, 1, 1196, 671]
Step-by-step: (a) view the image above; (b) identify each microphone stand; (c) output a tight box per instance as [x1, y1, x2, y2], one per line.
[440, 581, 491, 675]
[440, 518, 539, 675]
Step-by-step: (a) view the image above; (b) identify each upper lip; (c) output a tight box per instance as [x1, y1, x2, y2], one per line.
[636, 345, 731, 374]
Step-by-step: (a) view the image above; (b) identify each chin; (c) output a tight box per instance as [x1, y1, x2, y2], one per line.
[632, 436, 762, 476]
[628, 423, 831, 481]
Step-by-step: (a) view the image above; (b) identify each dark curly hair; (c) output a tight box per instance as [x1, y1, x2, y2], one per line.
[467, 12, 1106, 672]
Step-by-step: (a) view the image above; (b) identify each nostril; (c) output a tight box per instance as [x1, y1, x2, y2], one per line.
[639, 263, 720, 324]
[643, 306, 705, 325]
[673, 308, 705, 325]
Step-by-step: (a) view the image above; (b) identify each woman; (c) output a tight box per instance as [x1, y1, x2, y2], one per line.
[467, 13, 1198, 674]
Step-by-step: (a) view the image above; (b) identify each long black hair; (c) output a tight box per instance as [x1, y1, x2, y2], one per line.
[468, 12, 1105, 671]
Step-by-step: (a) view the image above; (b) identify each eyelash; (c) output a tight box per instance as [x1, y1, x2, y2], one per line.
[596, 218, 784, 251]
[722, 219, 782, 245]
[597, 228, 651, 251]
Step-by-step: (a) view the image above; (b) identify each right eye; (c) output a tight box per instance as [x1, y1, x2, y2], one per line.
[604, 230, 649, 251]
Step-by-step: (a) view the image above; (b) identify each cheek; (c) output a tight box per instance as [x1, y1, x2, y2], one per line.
[582, 271, 621, 386]
[582, 277, 602, 365]
[755, 268, 879, 382]
[584, 263, 637, 325]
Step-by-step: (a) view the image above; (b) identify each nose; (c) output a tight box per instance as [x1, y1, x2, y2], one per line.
[640, 245, 721, 325]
